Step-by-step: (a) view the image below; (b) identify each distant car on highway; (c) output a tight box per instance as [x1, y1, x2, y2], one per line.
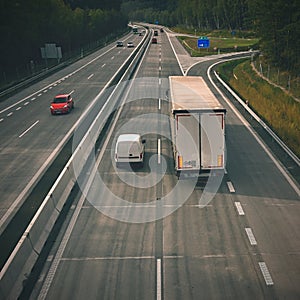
[116, 41, 123, 47]
[152, 37, 157, 44]
[127, 42, 134, 48]
[50, 94, 74, 115]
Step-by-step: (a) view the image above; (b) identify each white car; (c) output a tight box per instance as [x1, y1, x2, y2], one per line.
[127, 42, 134, 48]
[115, 134, 145, 167]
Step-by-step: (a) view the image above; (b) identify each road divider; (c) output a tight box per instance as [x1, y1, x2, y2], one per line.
[0, 28, 151, 300]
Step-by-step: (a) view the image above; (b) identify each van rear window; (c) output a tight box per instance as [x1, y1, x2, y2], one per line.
[118, 141, 140, 154]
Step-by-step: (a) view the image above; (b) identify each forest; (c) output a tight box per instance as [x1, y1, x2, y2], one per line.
[123, 0, 299, 76]
[0, 0, 126, 82]
[0, 0, 299, 85]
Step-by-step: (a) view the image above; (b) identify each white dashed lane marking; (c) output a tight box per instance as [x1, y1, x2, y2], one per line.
[245, 228, 257, 245]
[19, 120, 39, 138]
[227, 181, 235, 193]
[234, 202, 245, 215]
[259, 262, 274, 285]
[156, 259, 162, 300]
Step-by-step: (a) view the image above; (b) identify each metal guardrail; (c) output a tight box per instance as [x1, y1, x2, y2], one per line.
[0, 28, 150, 299]
[214, 70, 300, 167]
[0, 30, 131, 100]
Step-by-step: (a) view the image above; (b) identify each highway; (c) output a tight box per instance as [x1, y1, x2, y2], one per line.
[1, 26, 300, 300]
[0, 30, 145, 267]
[0, 32, 142, 226]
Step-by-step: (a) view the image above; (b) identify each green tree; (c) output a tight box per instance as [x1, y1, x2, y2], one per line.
[250, 0, 300, 75]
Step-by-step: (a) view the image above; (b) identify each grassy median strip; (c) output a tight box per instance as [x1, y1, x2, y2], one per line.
[217, 59, 300, 158]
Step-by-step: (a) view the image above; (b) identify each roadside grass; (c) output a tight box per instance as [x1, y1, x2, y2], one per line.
[218, 60, 300, 157]
[253, 58, 300, 99]
[171, 27, 257, 39]
[177, 35, 259, 57]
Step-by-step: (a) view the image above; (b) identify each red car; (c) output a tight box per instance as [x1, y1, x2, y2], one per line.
[50, 94, 74, 115]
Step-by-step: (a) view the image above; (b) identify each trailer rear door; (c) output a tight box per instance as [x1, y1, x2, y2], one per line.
[175, 113, 200, 170]
[200, 113, 225, 170]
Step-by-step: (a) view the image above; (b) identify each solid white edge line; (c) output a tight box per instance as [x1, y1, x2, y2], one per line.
[217, 70, 300, 167]
[207, 62, 300, 198]
[37, 189, 86, 300]
[60, 256, 155, 261]
[157, 258, 162, 300]
[166, 32, 184, 75]
[0, 42, 119, 115]
[38, 31, 149, 298]
[18, 120, 39, 138]
[0, 33, 143, 232]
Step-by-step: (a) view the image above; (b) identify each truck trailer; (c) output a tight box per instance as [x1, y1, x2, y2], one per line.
[169, 76, 226, 177]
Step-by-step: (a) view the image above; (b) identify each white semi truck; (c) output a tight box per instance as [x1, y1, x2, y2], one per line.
[169, 76, 226, 177]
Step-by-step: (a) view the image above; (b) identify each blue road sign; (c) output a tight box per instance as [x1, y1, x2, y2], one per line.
[197, 38, 210, 48]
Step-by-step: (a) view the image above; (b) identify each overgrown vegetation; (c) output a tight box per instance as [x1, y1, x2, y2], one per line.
[252, 57, 300, 99]
[218, 60, 300, 157]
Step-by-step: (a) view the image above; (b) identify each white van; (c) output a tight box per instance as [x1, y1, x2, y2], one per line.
[115, 134, 145, 167]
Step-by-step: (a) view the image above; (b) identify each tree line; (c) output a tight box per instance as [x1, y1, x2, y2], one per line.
[0, 0, 299, 84]
[123, 0, 299, 76]
[0, 0, 126, 81]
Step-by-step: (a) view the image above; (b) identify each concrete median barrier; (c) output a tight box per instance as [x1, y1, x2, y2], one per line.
[0, 163, 75, 299]
[0, 28, 150, 299]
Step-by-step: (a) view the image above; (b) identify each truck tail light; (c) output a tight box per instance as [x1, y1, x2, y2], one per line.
[217, 155, 223, 167]
[178, 155, 183, 168]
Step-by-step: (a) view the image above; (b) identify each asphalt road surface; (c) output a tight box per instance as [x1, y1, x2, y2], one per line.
[2, 27, 299, 300]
